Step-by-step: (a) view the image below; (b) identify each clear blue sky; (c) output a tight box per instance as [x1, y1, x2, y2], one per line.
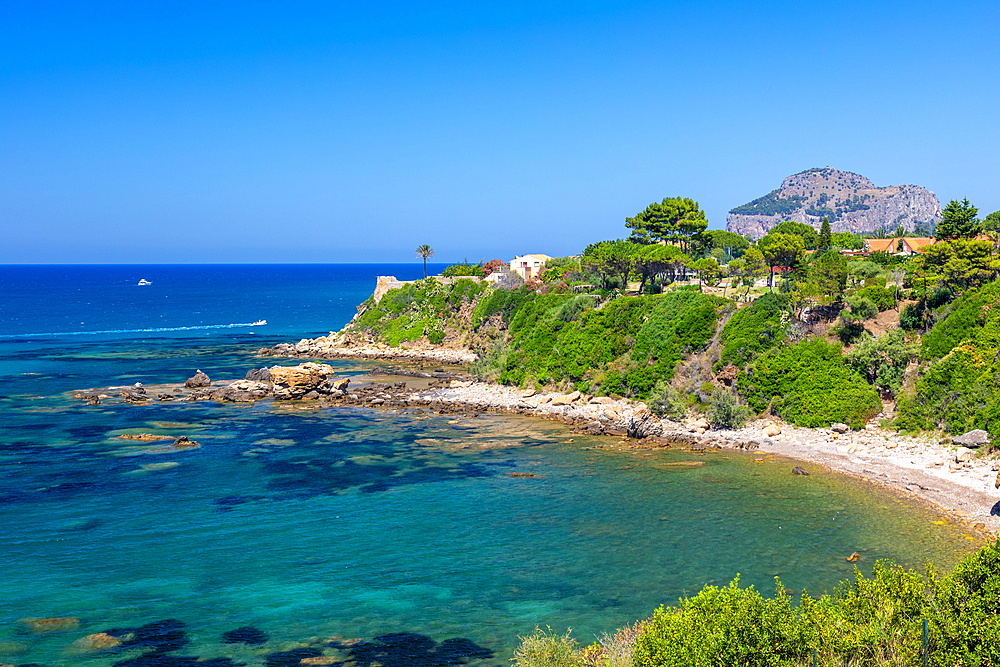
[2, 1, 998, 263]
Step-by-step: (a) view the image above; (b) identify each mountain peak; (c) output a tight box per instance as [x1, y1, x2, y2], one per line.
[726, 168, 941, 239]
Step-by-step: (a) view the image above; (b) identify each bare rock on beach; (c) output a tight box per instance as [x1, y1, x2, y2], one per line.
[953, 429, 989, 448]
[184, 370, 211, 388]
[831, 423, 850, 434]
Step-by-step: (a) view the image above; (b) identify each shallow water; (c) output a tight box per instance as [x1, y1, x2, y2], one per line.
[0, 265, 982, 667]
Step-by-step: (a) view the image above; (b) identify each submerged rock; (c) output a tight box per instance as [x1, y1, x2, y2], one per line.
[20, 617, 80, 633]
[71, 632, 121, 652]
[221, 626, 268, 645]
[791, 466, 810, 475]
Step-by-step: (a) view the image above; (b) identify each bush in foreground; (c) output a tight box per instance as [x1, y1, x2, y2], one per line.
[514, 540, 1000, 667]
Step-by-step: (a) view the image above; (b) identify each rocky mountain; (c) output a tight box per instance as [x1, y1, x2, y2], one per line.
[726, 167, 942, 240]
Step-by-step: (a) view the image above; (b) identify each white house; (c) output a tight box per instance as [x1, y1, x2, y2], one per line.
[510, 254, 553, 281]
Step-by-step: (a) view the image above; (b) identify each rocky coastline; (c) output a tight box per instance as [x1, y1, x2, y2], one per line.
[85, 359, 1000, 536]
[260, 334, 479, 365]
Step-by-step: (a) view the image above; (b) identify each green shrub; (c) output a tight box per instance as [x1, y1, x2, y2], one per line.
[899, 301, 925, 330]
[512, 627, 580, 667]
[647, 380, 686, 419]
[708, 390, 752, 429]
[921, 280, 1000, 360]
[632, 578, 803, 667]
[854, 284, 897, 311]
[622, 540, 1000, 667]
[739, 339, 881, 429]
[442, 261, 485, 277]
[471, 286, 537, 329]
[844, 329, 918, 397]
[841, 295, 878, 324]
[719, 293, 788, 368]
[427, 329, 445, 344]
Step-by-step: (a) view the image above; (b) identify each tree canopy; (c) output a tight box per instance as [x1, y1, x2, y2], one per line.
[818, 217, 832, 253]
[768, 220, 819, 249]
[758, 233, 805, 290]
[983, 210, 1000, 232]
[625, 197, 708, 251]
[935, 198, 982, 240]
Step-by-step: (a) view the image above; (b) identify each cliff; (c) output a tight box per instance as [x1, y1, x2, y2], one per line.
[726, 167, 942, 239]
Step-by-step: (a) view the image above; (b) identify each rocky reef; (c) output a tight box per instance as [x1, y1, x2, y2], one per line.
[726, 167, 942, 239]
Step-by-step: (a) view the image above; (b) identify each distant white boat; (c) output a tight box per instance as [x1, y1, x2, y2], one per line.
[252, 319, 266, 325]
[137, 279, 152, 286]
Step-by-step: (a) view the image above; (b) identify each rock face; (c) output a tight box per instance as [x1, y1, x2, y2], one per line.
[726, 167, 942, 239]
[245, 367, 271, 382]
[269, 362, 337, 400]
[184, 370, 211, 388]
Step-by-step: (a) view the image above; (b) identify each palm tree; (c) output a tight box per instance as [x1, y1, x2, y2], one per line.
[415, 244, 434, 279]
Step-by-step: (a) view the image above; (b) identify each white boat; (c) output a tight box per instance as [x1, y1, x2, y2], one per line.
[137, 279, 152, 286]
[252, 319, 266, 325]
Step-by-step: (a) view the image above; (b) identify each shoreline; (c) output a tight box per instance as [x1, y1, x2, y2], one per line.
[90, 357, 1000, 538]
[394, 380, 1000, 537]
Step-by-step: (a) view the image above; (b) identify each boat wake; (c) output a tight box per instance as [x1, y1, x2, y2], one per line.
[0, 321, 268, 339]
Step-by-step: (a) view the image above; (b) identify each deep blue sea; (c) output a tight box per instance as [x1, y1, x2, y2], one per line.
[0, 265, 980, 667]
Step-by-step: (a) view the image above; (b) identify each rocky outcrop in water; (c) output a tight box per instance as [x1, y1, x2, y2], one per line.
[184, 370, 211, 388]
[726, 167, 942, 239]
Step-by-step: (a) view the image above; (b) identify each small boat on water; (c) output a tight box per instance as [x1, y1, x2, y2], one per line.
[252, 319, 267, 325]
[137, 279, 152, 286]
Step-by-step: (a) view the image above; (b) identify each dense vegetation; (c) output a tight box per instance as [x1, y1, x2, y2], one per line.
[513, 540, 1000, 667]
[895, 280, 1000, 436]
[497, 290, 727, 396]
[738, 339, 882, 429]
[729, 189, 808, 217]
[347, 193, 1000, 437]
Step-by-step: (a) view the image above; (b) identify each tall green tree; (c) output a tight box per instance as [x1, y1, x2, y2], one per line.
[625, 197, 708, 251]
[922, 238, 999, 293]
[818, 217, 832, 252]
[809, 250, 848, 301]
[983, 210, 1000, 232]
[831, 232, 863, 250]
[415, 244, 434, 279]
[584, 240, 640, 290]
[935, 198, 982, 240]
[702, 230, 750, 261]
[691, 257, 721, 292]
[768, 220, 819, 249]
[758, 233, 805, 291]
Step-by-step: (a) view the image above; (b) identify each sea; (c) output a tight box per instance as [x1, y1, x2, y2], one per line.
[0, 264, 981, 667]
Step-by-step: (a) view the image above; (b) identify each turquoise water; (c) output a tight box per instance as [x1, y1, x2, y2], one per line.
[0, 265, 980, 667]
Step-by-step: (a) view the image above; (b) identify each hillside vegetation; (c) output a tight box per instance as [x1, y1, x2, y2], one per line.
[346, 194, 1000, 436]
